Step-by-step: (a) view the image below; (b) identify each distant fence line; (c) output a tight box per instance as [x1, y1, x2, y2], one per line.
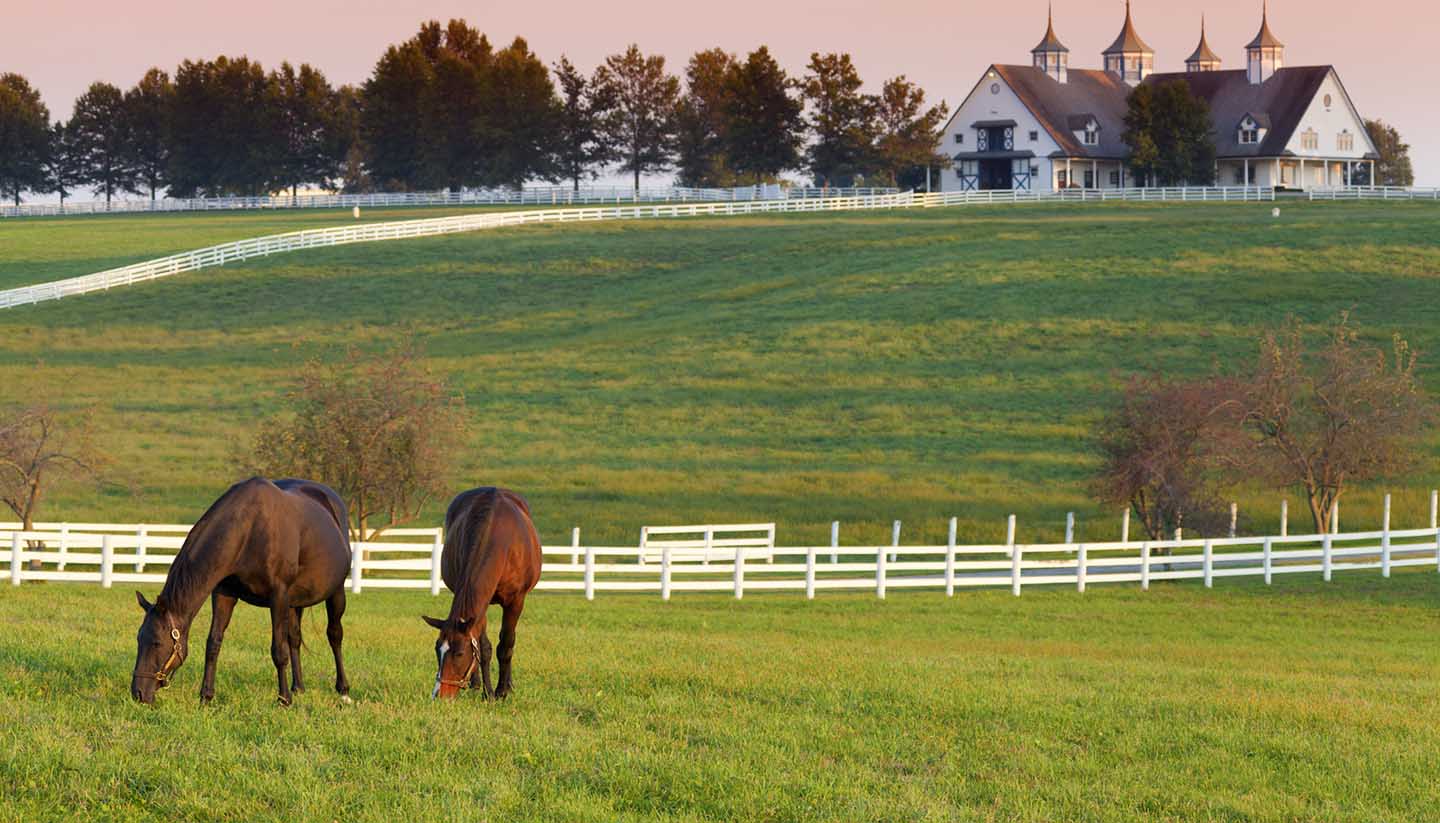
[1307, 186, 1440, 201]
[3, 491, 1436, 600]
[0, 186, 1274, 310]
[0, 184, 899, 219]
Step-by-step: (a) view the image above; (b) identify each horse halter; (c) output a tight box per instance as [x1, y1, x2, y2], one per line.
[438, 636, 481, 690]
[136, 621, 184, 688]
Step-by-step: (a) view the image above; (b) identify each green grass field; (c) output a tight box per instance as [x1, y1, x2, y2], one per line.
[3, 200, 1439, 544]
[2, 571, 1437, 821]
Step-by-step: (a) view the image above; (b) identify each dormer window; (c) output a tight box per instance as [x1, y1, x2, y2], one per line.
[1238, 115, 1262, 145]
[1083, 120, 1099, 146]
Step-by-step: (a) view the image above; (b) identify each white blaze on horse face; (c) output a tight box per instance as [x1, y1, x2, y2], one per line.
[432, 640, 450, 699]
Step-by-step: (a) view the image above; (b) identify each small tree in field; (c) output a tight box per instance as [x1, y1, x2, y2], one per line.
[1092, 374, 1241, 541]
[0, 405, 109, 560]
[246, 347, 468, 538]
[1238, 315, 1433, 534]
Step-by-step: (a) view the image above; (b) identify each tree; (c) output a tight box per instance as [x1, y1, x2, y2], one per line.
[722, 46, 804, 183]
[361, 39, 437, 190]
[0, 73, 52, 206]
[245, 347, 468, 538]
[552, 56, 616, 191]
[69, 81, 139, 205]
[595, 45, 680, 192]
[1237, 315, 1433, 534]
[871, 76, 948, 189]
[43, 122, 86, 205]
[270, 62, 346, 196]
[673, 48, 737, 187]
[802, 53, 876, 188]
[1092, 374, 1241, 541]
[1364, 119, 1413, 187]
[0, 404, 109, 548]
[121, 68, 174, 200]
[1122, 80, 1215, 186]
[482, 37, 562, 188]
[168, 57, 282, 196]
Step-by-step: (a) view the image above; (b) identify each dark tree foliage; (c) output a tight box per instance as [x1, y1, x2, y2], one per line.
[673, 48, 737, 187]
[872, 76, 948, 189]
[361, 40, 436, 190]
[43, 122, 86, 204]
[270, 62, 347, 196]
[482, 37, 562, 188]
[168, 57, 282, 196]
[1122, 80, 1216, 186]
[553, 56, 617, 190]
[721, 46, 804, 183]
[594, 44, 681, 191]
[68, 82, 139, 204]
[0, 73, 51, 206]
[422, 20, 494, 191]
[120, 68, 174, 200]
[802, 53, 876, 187]
[1363, 119, 1413, 187]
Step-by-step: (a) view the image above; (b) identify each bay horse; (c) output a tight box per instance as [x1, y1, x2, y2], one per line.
[131, 477, 352, 706]
[423, 487, 542, 699]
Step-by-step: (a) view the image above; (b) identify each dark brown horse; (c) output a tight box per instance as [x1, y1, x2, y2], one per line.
[423, 487, 543, 699]
[131, 477, 352, 706]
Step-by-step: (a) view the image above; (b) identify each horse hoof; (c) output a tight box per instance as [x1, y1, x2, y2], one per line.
[339, 695, 353, 705]
[277, 696, 292, 708]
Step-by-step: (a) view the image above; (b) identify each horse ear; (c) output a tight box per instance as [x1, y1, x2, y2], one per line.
[136, 591, 154, 613]
[421, 615, 447, 630]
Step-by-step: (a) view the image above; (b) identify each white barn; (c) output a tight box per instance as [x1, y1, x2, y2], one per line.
[939, 2, 1378, 192]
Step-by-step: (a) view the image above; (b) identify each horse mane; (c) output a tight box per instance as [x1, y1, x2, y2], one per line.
[450, 488, 504, 622]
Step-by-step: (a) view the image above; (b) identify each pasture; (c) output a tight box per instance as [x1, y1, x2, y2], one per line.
[3, 201, 1439, 544]
[2, 572, 1438, 821]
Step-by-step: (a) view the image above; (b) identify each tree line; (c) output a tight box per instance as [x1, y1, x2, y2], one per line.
[0, 20, 948, 205]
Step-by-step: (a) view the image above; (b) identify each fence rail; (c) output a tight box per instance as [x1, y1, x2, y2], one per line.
[0, 185, 899, 219]
[5, 501, 1437, 600]
[1307, 186, 1440, 201]
[0, 186, 1280, 311]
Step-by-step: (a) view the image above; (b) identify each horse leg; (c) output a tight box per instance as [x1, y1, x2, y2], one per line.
[200, 593, 238, 704]
[325, 590, 350, 698]
[495, 596, 526, 699]
[270, 595, 293, 707]
[475, 614, 495, 700]
[288, 607, 305, 693]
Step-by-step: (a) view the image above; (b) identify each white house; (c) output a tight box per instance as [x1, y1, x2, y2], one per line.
[939, 2, 1378, 192]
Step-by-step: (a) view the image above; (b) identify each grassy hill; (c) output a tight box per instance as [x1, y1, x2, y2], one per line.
[4, 200, 1440, 544]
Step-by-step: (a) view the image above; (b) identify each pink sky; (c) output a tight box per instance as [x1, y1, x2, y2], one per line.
[4, 0, 1434, 184]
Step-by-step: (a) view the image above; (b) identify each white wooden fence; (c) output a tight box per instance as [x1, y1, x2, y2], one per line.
[0, 184, 897, 219]
[1307, 186, 1440, 201]
[0, 186, 1276, 311]
[5, 493, 1437, 600]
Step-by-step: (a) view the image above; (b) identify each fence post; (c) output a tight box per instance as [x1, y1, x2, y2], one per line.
[58, 524, 69, 571]
[703, 527, 713, 567]
[350, 543, 362, 594]
[830, 521, 839, 564]
[1229, 503, 1238, 538]
[1280, 499, 1288, 537]
[639, 526, 649, 566]
[1263, 537, 1273, 585]
[889, 520, 900, 563]
[584, 545, 595, 601]
[1065, 512, 1074, 544]
[805, 544, 816, 600]
[135, 525, 148, 573]
[1330, 501, 1339, 534]
[1008, 514, 1020, 597]
[1322, 532, 1332, 582]
[1203, 539, 1213, 588]
[1431, 490, 1438, 529]
[9, 533, 19, 586]
[875, 541, 887, 599]
[1140, 542, 1151, 591]
[733, 545, 745, 600]
[570, 527, 580, 566]
[661, 545, 672, 601]
[1076, 544, 1087, 593]
[101, 535, 114, 589]
[1381, 493, 1392, 578]
[944, 517, 957, 597]
[1121, 508, 1130, 543]
[429, 531, 443, 596]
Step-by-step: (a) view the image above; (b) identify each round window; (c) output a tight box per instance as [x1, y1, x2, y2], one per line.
[990, 83, 1000, 95]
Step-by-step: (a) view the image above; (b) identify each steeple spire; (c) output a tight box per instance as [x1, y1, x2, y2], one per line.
[1186, 13, 1222, 72]
[1031, 2, 1070, 83]
[1246, 0, 1285, 83]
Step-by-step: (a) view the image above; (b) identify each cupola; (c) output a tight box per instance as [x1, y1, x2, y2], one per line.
[1031, 4, 1070, 83]
[1246, 0, 1285, 84]
[1185, 16, 1222, 72]
[1102, 0, 1154, 85]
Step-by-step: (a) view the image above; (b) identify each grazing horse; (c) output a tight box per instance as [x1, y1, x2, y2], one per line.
[424, 487, 542, 700]
[131, 477, 352, 706]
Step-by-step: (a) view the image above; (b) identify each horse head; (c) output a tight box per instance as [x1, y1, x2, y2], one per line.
[131, 591, 188, 704]
[423, 614, 478, 699]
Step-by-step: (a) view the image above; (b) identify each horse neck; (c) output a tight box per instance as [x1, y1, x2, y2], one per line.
[159, 522, 237, 629]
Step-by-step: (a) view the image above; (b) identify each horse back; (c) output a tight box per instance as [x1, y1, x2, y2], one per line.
[440, 487, 542, 602]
